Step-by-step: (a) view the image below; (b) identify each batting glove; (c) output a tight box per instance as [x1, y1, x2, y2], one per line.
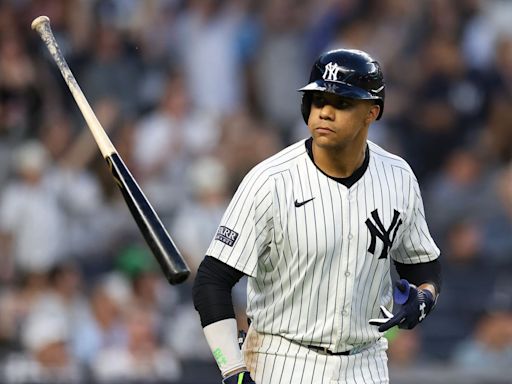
[222, 371, 256, 384]
[368, 279, 435, 332]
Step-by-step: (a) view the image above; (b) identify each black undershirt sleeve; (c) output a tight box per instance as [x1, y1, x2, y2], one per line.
[394, 259, 442, 293]
[192, 256, 245, 327]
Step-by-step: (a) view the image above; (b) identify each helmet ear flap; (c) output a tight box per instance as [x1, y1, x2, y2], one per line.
[301, 93, 312, 124]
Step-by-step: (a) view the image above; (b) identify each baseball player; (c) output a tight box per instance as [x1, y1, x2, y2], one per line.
[193, 49, 441, 384]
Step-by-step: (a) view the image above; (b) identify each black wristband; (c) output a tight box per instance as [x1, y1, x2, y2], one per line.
[394, 259, 441, 293]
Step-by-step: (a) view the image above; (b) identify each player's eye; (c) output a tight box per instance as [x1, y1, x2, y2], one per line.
[311, 94, 352, 110]
[332, 99, 351, 109]
[311, 94, 326, 108]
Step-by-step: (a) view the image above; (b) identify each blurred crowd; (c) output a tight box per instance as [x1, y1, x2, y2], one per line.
[0, 0, 511, 383]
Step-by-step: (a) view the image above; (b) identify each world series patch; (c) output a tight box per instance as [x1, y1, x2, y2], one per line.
[215, 226, 239, 247]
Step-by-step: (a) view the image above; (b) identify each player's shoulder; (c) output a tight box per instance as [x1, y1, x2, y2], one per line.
[367, 140, 416, 179]
[246, 139, 308, 179]
[235, 141, 307, 196]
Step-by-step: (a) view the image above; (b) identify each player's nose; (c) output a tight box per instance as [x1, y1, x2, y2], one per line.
[319, 103, 335, 120]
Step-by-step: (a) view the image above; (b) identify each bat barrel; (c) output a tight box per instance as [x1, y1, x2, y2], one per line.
[107, 154, 191, 285]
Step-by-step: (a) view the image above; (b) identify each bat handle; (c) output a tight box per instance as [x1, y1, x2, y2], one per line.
[31, 15, 116, 158]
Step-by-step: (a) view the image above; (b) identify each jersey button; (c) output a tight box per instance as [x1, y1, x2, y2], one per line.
[344, 271, 351, 277]
[342, 310, 348, 316]
[348, 234, 353, 240]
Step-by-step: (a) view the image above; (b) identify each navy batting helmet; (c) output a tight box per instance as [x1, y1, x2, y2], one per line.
[299, 49, 385, 123]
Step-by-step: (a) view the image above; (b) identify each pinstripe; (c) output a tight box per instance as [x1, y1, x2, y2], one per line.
[260, 331, 277, 383]
[353, 186, 363, 345]
[312, 166, 329, 339]
[266, 336, 283, 383]
[372, 345, 383, 383]
[376, 345, 389, 383]
[287, 161, 307, 382]
[319, 353, 328, 383]
[302, 157, 318, 349]
[355, 172, 371, 345]
[366, 344, 376, 384]
[273, 173, 291, 334]
[296, 161, 308, 338]
[276, 341, 293, 384]
[350, 352, 358, 383]
[360, 164, 380, 338]
[322, 178, 339, 347]
[336, 183, 348, 346]
[260, 250, 275, 352]
[297, 350, 308, 384]
[282, 172, 299, 335]
[346, 186, 355, 342]
[374, 159, 385, 222]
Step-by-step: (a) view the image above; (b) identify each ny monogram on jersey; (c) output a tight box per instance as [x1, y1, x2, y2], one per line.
[365, 209, 403, 259]
[207, 138, 439, 353]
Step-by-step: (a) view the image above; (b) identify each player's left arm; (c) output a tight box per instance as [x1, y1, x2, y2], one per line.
[370, 171, 441, 331]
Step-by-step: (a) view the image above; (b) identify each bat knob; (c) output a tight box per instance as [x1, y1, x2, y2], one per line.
[31, 15, 50, 31]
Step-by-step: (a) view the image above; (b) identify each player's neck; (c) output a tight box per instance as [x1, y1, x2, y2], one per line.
[312, 139, 367, 179]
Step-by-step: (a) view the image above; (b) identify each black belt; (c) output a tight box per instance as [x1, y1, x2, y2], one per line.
[306, 345, 351, 356]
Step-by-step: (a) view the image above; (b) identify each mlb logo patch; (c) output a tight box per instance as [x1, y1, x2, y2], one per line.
[215, 226, 239, 247]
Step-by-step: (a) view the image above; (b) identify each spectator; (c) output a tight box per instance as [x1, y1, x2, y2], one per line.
[453, 310, 512, 372]
[420, 218, 496, 361]
[0, 29, 42, 141]
[176, 0, 246, 114]
[91, 305, 181, 383]
[79, 22, 140, 117]
[133, 71, 220, 219]
[72, 272, 129, 365]
[482, 164, 512, 267]
[452, 279, 512, 372]
[387, 328, 422, 368]
[171, 156, 230, 274]
[0, 141, 67, 277]
[166, 157, 234, 361]
[2, 311, 84, 383]
[424, 146, 495, 239]
[253, 0, 309, 139]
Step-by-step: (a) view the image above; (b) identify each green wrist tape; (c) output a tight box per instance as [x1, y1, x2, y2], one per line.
[213, 347, 228, 367]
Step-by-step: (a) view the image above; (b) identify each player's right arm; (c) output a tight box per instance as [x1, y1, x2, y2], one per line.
[193, 257, 254, 382]
[193, 165, 273, 383]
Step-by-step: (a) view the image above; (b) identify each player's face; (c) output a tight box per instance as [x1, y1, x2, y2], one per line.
[307, 92, 380, 150]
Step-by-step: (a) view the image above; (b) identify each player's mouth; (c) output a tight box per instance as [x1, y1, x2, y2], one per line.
[315, 126, 335, 134]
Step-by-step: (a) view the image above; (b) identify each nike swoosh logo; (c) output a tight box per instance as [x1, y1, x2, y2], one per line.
[295, 197, 315, 207]
[370, 85, 384, 93]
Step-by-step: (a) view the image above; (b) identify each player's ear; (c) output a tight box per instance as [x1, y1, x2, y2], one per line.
[366, 103, 380, 124]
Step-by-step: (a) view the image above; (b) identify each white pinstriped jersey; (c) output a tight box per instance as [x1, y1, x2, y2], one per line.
[207, 138, 439, 353]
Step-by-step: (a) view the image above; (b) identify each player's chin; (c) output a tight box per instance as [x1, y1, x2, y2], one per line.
[312, 131, 342, 146]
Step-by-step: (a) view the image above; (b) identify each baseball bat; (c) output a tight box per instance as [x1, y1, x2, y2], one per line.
[31, 16, 190, 285]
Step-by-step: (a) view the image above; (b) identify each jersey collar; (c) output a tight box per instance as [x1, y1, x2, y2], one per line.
[305, 137, 370, 188]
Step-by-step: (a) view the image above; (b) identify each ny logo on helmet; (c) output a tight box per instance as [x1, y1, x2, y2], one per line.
[323, 62, 353, 82]
[323, 62, 344, 82]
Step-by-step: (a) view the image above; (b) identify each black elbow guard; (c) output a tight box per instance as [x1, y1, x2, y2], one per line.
[192, 256, 245, 327]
